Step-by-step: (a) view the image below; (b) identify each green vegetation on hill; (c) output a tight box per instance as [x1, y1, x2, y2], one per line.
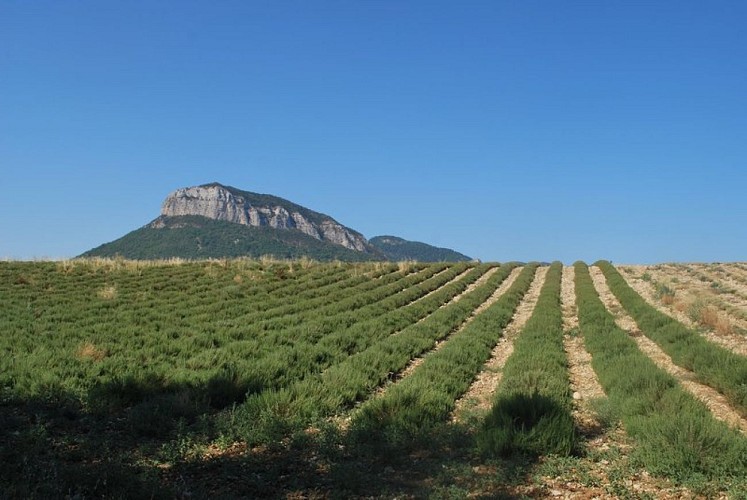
[82, 215, 381, 261]
[82, 217, 473, 263]
[369, 235, 471, 262]
[82, 182, 473, 262]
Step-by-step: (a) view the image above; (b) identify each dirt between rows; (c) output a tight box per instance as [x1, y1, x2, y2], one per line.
[448, 265, 500, 305]
[369, 265, 704, 497]
[618, 265, 747, 357]
[330, 266, 499, 429]
[198, 265, 704, 498]
[371, 266, 518, 399]
[415, 266, 479, 312]
[527, 266, 693, 499]
[341, 265, 725, 498]
[509, 267, 695, 499]
[590, 266, 747, 435]
[451, 265, 548, 421]
[561, 266, 604, 435]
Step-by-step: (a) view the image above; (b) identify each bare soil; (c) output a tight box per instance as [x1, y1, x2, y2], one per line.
[722, 263, 747, 285]
[451, 265, 548, 421]
[591, 266, 747, 434]
[415, 266, 482, 310]
[447, 265, 500, 306]
[688, 264, 747, 313]
[363, 266, 518, 403]
[508, 266, 697, 499]
[618, 265, 747, 357]
[561, 266, 605, 436]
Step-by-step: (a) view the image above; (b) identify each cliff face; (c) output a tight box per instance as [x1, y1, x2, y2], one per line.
[159, 184, 370, 252]
[83, 182, 472, 261]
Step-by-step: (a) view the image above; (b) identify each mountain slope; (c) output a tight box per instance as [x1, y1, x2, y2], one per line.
[369, 235, 471, 262]
[82, 182, 472, 262]
[161, 183, 373, 252]
[82, 215, 379, 261]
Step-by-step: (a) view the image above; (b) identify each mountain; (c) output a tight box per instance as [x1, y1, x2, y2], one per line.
[82, 183, 471, 262]
[160, 183, 373, 252]
[82, 214, 378, 261]
[369, 236, 471, 262]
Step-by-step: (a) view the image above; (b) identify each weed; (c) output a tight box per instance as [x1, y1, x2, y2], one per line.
[688, 299, 733, 335]
[97, 284, 118, 300]
[14, 274, 32, 285]
[654, 283, 675, 304]
[398, 260, 416, 273]
[76, 341, 108, 362]
[700, 306, 733, 335]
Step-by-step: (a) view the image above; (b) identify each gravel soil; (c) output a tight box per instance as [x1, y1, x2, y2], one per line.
[451, 266, 548, 421]
[618, 265, 747, 357]
[591, 265, 747, 434]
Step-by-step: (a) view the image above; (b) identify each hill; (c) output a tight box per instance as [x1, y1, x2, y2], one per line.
[81, 215, 378, 261]
[82, 183, 471, 262]
[369, 235, 471, 262]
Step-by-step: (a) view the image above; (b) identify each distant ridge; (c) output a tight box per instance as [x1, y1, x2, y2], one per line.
[82, 182, 472, 262]
[369, 236, 471, 262]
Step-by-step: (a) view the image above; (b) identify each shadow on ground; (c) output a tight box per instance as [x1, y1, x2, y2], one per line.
[1, 380, 563, 498]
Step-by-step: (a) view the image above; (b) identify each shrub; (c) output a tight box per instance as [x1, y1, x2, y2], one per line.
[575, 262, 747, 485]
[596, 260, 747, 415]
[479, 263, 577, 458]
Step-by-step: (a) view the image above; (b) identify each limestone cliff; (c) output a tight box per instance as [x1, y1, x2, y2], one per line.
[158, 183, 371, 252]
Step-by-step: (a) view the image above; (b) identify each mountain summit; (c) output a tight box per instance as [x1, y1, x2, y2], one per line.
[82, 183, 471, 262]
[157, 183, 372, 252]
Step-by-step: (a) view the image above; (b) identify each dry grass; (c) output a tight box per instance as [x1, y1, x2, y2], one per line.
[57, 257, 189, 274]
[97, 285, 118, 300]
[668, 297, 734, 336]
[673, 300, 689, 314]
[259, 254, 281, 266]
[298, 256, 315, 270]
[698, 304, 734, 336]
[661, 294, 676, 306]
[398, 260, 416, 273]
[76, 341, 108, 361]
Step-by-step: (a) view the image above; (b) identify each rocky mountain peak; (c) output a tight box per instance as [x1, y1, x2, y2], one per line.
[160, 183, 370, 252]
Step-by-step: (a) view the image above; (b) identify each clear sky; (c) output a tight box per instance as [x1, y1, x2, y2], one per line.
[1, 1, 745, 263]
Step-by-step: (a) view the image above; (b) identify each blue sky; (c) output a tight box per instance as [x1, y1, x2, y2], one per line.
[1, 1, 745, 263]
